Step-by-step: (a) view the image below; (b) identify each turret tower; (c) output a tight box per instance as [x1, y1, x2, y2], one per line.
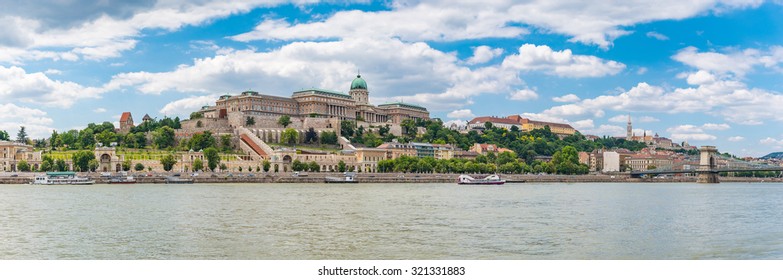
[349, 74, 369, 105]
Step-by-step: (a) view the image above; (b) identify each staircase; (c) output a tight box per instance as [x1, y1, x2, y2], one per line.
[236, 127, 275, 160]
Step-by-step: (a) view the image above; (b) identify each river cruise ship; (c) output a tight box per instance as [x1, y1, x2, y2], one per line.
[31, 172, 95, 185]
[457, 174, 506, 185]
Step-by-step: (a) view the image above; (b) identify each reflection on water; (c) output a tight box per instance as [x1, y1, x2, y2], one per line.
[1, 183, 782, 259]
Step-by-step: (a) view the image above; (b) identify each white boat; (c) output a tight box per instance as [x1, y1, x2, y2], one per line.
[31, 172, 95, 185]
[325, 172, 357, 183]
[457, 174, 506, 185]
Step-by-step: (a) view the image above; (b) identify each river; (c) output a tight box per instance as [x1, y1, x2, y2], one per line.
[1, 182, 782, 259]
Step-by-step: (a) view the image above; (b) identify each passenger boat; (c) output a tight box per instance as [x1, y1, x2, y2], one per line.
[457, 174, 505, 185]
[31, 172, 95, 185]
[108, 176, 137, 184]
[325, 172, 358, 183]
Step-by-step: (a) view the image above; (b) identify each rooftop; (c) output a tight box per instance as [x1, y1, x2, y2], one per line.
[378, 102, 428, 111]
[293, 88, 353, 99]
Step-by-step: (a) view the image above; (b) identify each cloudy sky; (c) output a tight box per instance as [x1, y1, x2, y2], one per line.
[1, 0, 782, 156]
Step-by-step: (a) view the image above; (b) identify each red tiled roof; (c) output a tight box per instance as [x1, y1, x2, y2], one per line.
[120, 112, 131, 122]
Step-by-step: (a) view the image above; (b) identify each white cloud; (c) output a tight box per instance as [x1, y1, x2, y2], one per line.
[684, 70, 717, 85]
[570, 119, 595, 131]
[666, 124, 721, 142]
[159, 94, 219, 117]
[670, 133, 717, 141]
[466, 46, 504, 65]
[447, 109, 475, 119]
[518, 113, 568, 124]
[231, 1, 763, 48]
[728, 136, 745, 142]
[637, 67, 648, 75]
[105, 38, 523, 112]
[501, 44, 625, 77]
[646, 31, 669, 40]
[231, 3, 529, 42]
[93, 108, 107, 113]
[638, 116, 660, 123]
[552, 94, 580, 103]
[0, 103, 55, 139]
[508, 89, 539, 101]
[44, 69, 62, 75]
[701, 123, 730, 130]
[0, 1, 317, 62]
[672, 46, 783, 77]
[0, 65, 103, 107]
[577, 123, 626, 137]
[608, 115, 660, 123]
[760, 137, 783, 146]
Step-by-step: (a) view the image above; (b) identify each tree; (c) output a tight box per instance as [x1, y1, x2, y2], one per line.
[320, 131, 338, 145]
[305, 127, 319, 144]
[88, 159, 99, 172]
[122, 159, 132, 171]
[484, 122, 493, 130]
[281, 128, 299, 146]
[190, 112, 204, 119]
[203, 147, 220, 172]
[308, 161, 320, 172]
[341, 121, 355, 137]
[160, 154, 178, 171]
[55, 159, 67, 171]
[39, 161, 52, 172]
[277, 115, 291, 128]
[246, 116, 256, 126]
[292, 160, 304, 171]
[196, 120, 203, 128]
[220, 134, 232, 152]
[134, 163, 145, 171]
[96, 129, 118, 147]
[17, 160, 30, 172]
[78, 128, 95, 149]
[338, 160, 346, 172]
[0, 130, 9, 141]
[16, 126, 29, 143]
[220, 163, 228, 171]
[189, 131, 216, 151]
[192, 158, 204, 172]
[153, 126, 176, 149]
[50, 130, 61, 149]
[263, 160, 271, 172]
[72, 150, 95, 172]
[378, 124, 390, 136]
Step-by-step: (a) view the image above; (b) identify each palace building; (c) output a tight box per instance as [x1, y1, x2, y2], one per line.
[197, 74, 429, 125]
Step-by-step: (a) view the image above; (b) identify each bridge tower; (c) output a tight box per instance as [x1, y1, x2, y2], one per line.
[697, 146, 719, 183]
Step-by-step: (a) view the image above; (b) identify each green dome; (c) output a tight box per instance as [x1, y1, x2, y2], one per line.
[350, 74, 367, 90]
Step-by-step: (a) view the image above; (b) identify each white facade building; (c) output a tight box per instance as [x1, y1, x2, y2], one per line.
[603, 151, 620, 172]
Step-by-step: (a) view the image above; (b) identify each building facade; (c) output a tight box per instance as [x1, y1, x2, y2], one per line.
[197, 74, 429, 126]
[468, 115, 577, 136]
[1, 141, 42, 172]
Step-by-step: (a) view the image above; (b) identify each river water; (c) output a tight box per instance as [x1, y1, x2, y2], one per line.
[1, 182, 782, 259]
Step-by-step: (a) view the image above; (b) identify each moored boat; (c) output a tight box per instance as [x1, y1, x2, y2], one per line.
[31, 172, 95, 185]
[457, 174, 505, 185]
[108, 176, 137, 184]
[165, 176, 194, 184]
[325, 172, 358, 183]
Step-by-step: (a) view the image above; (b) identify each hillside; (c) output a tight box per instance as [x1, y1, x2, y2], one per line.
[761, 152, 783, 160]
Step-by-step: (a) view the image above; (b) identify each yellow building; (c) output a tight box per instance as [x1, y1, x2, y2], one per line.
[1, 141, 42, 172]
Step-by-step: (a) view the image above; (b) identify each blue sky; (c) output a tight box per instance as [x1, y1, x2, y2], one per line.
[1, 0, 783, 156]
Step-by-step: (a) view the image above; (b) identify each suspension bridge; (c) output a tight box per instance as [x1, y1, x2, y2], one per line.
[630, 146, 783, 183]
